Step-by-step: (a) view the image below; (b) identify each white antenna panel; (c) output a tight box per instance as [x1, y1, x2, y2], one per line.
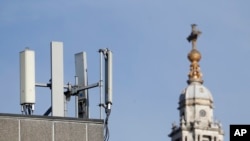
[105, 50, 113, 105]
[50, 41, 64, 117]
[20, 49, 35, 104]
[75, 52, 88, 99]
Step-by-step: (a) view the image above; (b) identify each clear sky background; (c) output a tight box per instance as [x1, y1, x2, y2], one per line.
[1, 1, 250, 141]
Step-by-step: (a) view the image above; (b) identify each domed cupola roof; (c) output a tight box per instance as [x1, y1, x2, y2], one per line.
[179, 82, 213, 102]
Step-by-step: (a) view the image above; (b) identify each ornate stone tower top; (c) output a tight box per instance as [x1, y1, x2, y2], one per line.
[168, 25, 224, 141]
[186, 24, 203, 84]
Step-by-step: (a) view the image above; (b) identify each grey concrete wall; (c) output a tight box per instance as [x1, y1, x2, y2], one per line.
[0, 114, 103, 141]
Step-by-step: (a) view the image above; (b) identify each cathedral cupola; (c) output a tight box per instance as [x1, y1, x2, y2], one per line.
[169, 24, 224, 141]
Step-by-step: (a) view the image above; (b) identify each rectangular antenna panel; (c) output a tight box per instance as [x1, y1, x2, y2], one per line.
[75, 52, 88, 100]
[105, 50, 113, 104]
[20, 49, 35, 104]
[50, 41, 64, 117]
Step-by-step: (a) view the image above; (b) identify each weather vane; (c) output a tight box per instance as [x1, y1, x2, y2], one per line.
[187, 24, 202, 49]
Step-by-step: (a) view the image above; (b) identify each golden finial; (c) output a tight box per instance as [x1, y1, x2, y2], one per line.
[186, 24, 203, 84]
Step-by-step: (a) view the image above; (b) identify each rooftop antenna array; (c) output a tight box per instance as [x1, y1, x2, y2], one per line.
[19, 41, 113, 120]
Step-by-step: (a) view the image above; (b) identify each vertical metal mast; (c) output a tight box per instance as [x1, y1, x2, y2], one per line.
[99, 51, 103, 119]
[75, 76, 79, 118]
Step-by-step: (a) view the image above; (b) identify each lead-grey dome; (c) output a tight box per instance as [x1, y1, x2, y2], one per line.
[179, 82, 213, 102]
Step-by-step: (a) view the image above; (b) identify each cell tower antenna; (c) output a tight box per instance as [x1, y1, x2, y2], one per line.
[20, 49, 35, 115]
[104, 49, 113, 110]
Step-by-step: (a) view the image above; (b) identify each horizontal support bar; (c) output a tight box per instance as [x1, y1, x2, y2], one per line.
[36, 82, 99, 95]
[36, 82, 68, 89]
[77, 82, 99, 92]
[71, 82, 100, 95]
[35, 83, 51, 88]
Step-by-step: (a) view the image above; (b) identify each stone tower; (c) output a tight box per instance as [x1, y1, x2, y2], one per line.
[168, 25, 224, 141]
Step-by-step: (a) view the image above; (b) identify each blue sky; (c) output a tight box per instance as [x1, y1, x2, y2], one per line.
[1, 1, 250, 141]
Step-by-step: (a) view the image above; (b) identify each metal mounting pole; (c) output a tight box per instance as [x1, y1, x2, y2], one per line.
[64, 96, 67, 117]
[99, 51, 103, 119]
[75, 76, 79, 118]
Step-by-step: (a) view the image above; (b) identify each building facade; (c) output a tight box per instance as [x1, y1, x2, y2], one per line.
[0, 113, 103, 141]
